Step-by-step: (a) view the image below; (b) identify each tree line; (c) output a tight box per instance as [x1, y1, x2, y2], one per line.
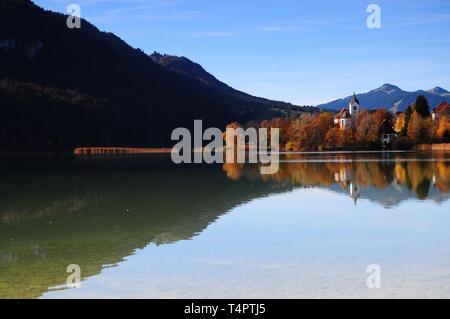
[227, 96, 450, 151]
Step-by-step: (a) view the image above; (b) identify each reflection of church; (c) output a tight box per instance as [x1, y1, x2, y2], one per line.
[349, 179, 360, 204]
[334, 166, 360, 204]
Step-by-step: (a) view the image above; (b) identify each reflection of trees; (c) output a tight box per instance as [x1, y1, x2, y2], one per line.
[395, 161, 433, 198]
[223, 155, 450, 200]
[416, 178, 431, 199]
[261, 162, 336, 187]
[393, 159, 450, 197]
[222, 163, 245, 181]
[434, 161, 450, 193]
[1, 154, 449, 298]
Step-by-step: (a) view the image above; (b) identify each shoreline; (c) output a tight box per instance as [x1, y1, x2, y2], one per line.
[416, 143, 450, 151]
[1, 145, 449, 156]
[73, 146, 449, 155]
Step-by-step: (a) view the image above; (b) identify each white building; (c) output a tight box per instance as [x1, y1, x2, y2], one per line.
[379, 119, 398, 147]
[431, 102, 450, 121]
[348, 92, 360, 117]
[335, 92, 361, 129]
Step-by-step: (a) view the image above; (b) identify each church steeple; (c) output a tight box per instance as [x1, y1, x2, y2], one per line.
[349, 91, 360, 116]
[350, 92, 359, 104]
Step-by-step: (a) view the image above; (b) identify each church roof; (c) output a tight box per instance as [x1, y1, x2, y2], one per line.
[432, 101, 450, 114]
[335, 108, 351, 119]
[350, 92, 360, 104]
[379, 119, 397, 135]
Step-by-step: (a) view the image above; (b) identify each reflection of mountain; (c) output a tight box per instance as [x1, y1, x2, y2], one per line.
[1, 153, 449, 298]
[0, 158, 292, 298]
[223, 152, 450, 208]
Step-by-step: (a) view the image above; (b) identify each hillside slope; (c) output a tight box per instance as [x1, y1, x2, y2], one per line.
[149, 52, 310, 111]
[0, 0, 298, 150]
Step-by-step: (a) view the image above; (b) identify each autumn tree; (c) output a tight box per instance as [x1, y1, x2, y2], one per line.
[400, 105, 413, 136]
[407, 111, 435, 144]
[435, 115, 450, 142]
[272, 117, 291, 145]
[283, 113, 333, 151]
[356, 111, 380, 148]
[314, 112, 334, 148]
[373, 109, 392, 125]
[325, 127, 342, 149]
[340, 129, 356, 149]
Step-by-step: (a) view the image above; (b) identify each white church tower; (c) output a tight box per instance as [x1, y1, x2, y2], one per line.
[349, 178, 361, 205]
[349, 92, 360, 117]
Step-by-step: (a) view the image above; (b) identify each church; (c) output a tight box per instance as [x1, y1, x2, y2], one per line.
[334, 92, 361, 129]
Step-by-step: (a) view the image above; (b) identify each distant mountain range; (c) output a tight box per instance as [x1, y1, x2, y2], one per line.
[0, 0, 302, 150]
[317, 83, 450, 112]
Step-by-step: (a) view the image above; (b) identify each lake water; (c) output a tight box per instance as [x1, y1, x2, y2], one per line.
[1, 151, 450, 298]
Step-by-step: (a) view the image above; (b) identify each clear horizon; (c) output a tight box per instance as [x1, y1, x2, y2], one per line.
[34, 0, 450, 105]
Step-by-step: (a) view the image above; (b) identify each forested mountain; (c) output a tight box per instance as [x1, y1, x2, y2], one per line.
[0, 0, 301, 150]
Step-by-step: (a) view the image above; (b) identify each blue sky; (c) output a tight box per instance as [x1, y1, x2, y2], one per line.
[35, 0, 450, 105]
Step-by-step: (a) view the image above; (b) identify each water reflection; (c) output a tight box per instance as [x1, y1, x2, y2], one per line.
[0, 152, 449, 298]
[0, 158, 287, 298]
[223, 152, 450, 206]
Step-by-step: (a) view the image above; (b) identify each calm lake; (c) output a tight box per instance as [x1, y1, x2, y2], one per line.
[1, 151, 450, 298]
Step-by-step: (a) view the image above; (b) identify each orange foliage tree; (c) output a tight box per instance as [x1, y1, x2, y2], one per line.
[407, 111, 435, 144]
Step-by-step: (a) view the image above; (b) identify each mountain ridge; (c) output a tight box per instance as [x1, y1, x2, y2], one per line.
[318, 83, 450, 112]
[149, 52, 316, 111]
[0, 0, 301, 150]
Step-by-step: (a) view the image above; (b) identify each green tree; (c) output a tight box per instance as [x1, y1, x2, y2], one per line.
[414, 95, 431, 118]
